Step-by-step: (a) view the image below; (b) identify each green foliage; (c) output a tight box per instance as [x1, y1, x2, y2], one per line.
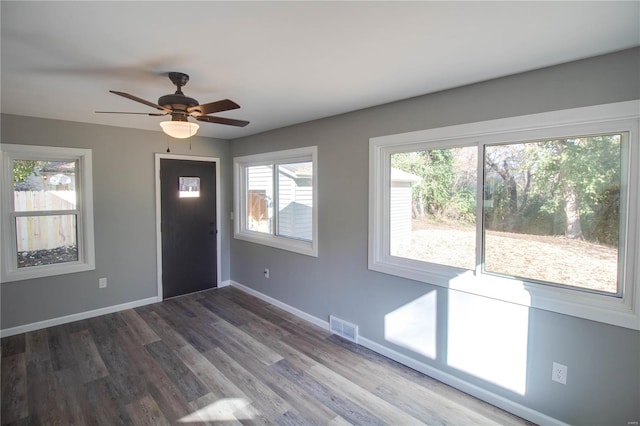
[534, 136, 620, 216]
[449, 189, 476, 223]
[12, 160, 41, 185]
[587, 184, 620, 245]
[484, 135, 621, 244]
[422, 149, 454, 215]
[392, 148, 476, 223]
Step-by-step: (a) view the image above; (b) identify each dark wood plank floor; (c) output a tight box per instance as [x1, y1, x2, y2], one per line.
[1, 287, 533, 425]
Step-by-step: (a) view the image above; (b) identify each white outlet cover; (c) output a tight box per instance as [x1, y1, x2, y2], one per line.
[552, 362, 568, 385]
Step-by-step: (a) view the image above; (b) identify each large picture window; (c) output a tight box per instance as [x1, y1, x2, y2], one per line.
[234, 146, 317, 257]
[1, 144, 95, 282]
[369, 101, 640, 329]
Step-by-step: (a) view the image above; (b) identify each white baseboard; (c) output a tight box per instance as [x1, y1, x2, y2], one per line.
[0, 296, 160, 338]
[358, 336, 567, 426]
[229, 280, 565, 426]
[218, 280, 232, 288]
[229, 280, 330, 331]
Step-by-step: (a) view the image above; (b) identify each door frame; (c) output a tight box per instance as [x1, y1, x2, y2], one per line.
[154, 153, 221, 300]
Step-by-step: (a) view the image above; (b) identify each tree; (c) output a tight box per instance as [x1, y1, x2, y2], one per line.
[13, 160, 41, 184]
[484, 144, 531, 232]
[532, 136, 620, 240]
[392, 149, 454, 219]
[558, 141, 583, 239]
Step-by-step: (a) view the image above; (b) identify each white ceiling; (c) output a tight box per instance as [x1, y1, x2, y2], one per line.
[2, 1, 639, 140]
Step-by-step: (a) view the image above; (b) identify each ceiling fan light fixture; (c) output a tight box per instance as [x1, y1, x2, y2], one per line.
[160, 120, 199, 139]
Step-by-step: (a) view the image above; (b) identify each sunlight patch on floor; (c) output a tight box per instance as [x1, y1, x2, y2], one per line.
[179, 397, 255, 423]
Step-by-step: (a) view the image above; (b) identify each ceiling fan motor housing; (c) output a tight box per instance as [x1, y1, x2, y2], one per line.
[158, 93, 199, 113]
[158, 72, 200, 118]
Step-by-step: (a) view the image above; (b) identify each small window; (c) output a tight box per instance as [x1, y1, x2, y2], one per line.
[369, 101, 640, 330]
[2, 144, 95, 282]
[179, 177, 200, 198]
[234, 146, 317, 257]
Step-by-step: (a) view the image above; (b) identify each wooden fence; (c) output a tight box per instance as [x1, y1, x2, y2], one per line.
[14, 191, 77, 251]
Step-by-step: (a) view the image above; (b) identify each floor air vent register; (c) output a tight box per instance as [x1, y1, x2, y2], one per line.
[329, 315, 359, 343]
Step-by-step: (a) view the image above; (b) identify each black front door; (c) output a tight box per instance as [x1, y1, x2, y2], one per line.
[160, 159, 217, 298]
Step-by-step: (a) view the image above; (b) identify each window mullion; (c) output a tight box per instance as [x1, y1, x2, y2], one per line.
[272, 163, 278, 237]
[242, 165, 249, 233]
[475, 142, 485, 276]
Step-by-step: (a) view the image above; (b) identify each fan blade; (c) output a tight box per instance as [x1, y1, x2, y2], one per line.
[188, 99, 240, 115]
[196, 115, 250, 127]
[96, 111, 168, 116]
[109, 91, 169, 112]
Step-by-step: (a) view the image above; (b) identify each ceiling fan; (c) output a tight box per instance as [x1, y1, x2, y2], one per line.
[97, 72, 249, 138]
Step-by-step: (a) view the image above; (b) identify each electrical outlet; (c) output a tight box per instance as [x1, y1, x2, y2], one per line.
[264, 268, 270, 279]
[552, 362, 567, 385]
[99, 277, 107, 288]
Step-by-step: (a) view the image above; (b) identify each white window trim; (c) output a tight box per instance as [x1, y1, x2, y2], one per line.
[234, 146, 318, 257]
[369, 100, 640, 330]
[1, 144, 96, 282]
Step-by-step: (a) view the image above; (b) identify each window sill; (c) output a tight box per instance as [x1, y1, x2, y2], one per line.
[234, 230, 318, 257]
[369, 257, 638, 330]
[1, 261, 95, 283]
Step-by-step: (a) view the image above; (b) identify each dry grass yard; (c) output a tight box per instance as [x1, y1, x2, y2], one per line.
[393, 219, 618, 294]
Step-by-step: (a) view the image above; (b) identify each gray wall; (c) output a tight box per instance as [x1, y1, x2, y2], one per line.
[1, 116, 232, 329]
[230, 48, 640, 425]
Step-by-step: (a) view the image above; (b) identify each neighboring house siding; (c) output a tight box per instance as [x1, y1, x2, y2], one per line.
[390, 181, 413, 247]
[279, 173, 312, 241]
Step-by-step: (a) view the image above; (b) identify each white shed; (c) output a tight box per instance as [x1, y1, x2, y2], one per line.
[390, 168, 422, 248]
